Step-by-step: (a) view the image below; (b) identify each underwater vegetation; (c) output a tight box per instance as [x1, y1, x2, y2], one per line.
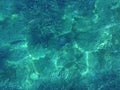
[0, 0, 120, 90]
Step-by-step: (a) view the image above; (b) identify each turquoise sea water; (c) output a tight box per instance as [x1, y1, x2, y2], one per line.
[0, 0, 120, 90]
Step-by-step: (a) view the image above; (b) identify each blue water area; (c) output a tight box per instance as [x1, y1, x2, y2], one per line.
[0, 0, 120, 90]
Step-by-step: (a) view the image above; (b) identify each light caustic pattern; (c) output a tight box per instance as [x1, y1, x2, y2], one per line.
[0, 0, 120, 89]
[81, 51, 90, 76]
